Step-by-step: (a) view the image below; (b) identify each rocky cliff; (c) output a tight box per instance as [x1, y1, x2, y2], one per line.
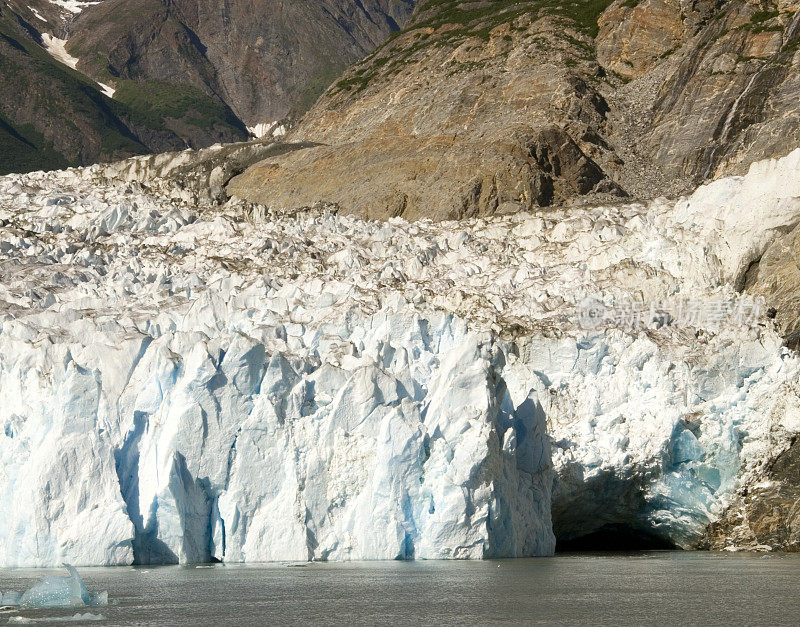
[230, 0, 800, 219]
[230, 0, 626, 219]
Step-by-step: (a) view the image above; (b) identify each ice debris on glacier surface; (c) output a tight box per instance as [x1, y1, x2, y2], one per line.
[0, 565, 107, 608]
[1, 149, 800, 564]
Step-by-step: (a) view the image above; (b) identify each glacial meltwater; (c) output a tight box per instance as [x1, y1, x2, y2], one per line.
[1, 553, 798, 625]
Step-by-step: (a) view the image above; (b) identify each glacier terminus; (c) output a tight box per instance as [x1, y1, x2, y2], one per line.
[1, 148, 800, 566]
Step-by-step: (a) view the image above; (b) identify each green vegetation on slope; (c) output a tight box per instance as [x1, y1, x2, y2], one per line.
[0, 8, 147, 174]
[0, 4, 248, 175]
[0, 115, 69, 174]
[411, 0, 615, 38]
[113, 79, 247, 134]
[331, 0, 615, 95]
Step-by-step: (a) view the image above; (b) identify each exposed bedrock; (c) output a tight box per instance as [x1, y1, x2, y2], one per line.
[229, 1, 800, 218]
[227, 127, 616, 222]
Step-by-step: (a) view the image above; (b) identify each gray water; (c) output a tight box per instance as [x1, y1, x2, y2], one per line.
[1, 552, 799, 626]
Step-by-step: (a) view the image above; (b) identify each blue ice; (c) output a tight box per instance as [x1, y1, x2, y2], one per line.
[1, 565, 108, 608]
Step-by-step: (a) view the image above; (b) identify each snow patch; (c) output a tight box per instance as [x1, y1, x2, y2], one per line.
[40, 34, 115, 98]
[48, 1, 103, 15]
[28, 6, 47, 22]
[40, 34, 78, 70]
[97, 82, 115, 98]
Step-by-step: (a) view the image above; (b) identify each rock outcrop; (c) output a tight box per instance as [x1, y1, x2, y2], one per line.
[596, 0, 686, 80]
[230, 2, 626, 218]
[703, 437, 800, 552]
[743, 221, 800, 347]
[230, 0, 800, 218]
[625, 0, 800, 184]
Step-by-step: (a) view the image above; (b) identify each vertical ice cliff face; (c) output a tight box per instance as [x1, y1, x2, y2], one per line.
[0, 331, 140, 567]
[0, 246, 555, 566]
[1, 148, 800, 564]
[107, 306, 554, 565]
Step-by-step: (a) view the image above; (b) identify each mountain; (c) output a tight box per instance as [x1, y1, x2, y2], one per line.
[0, 2, 144, 174]
[0, 0, 413, 174]
[66, 0, 415, 128]
[0, 0, 249, 174]
[229, 0, 800, 219]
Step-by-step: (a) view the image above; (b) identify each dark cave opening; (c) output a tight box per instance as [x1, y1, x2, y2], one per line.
[556, 524, 679, 552]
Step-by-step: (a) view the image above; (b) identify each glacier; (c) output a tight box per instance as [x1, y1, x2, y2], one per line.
[1, 148, 800, 565]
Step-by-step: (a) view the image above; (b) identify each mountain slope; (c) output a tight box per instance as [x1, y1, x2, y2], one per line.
[229, 0, 800, 219]
[0, 1, 250, 174]
[66, 0, 415, 127]
[0, 4, 146, 173]
[600, 0, 800, 184]
[230, 0, 627, 219]
[0, 0, 413, 174]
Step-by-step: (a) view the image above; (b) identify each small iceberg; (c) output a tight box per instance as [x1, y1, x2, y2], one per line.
[8, 615, 106, 624]
[1, 565, 108, 608]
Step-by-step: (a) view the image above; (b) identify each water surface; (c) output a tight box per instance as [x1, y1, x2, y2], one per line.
[1, 552, 798, 625]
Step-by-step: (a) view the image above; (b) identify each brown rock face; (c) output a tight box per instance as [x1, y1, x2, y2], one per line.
[229, 126, 611, 221]
[744, 222, 800, 347]
[639, 1, 800, 183]
[230, 4, 626, 218]
[231, 0, 800, 219]
[703, 438, 800, 552]
[596, 0, 685, 79]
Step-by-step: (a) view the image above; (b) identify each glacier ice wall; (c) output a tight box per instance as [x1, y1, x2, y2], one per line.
[0, 297, 555, 565]
[1, 149, 800, 564]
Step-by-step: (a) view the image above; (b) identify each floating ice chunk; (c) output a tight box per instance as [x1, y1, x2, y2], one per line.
[11, 565, 107, 609]
[8, 614, 105, 623]
[19, 564, 89, 608]
[2, 590, 22, 606]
